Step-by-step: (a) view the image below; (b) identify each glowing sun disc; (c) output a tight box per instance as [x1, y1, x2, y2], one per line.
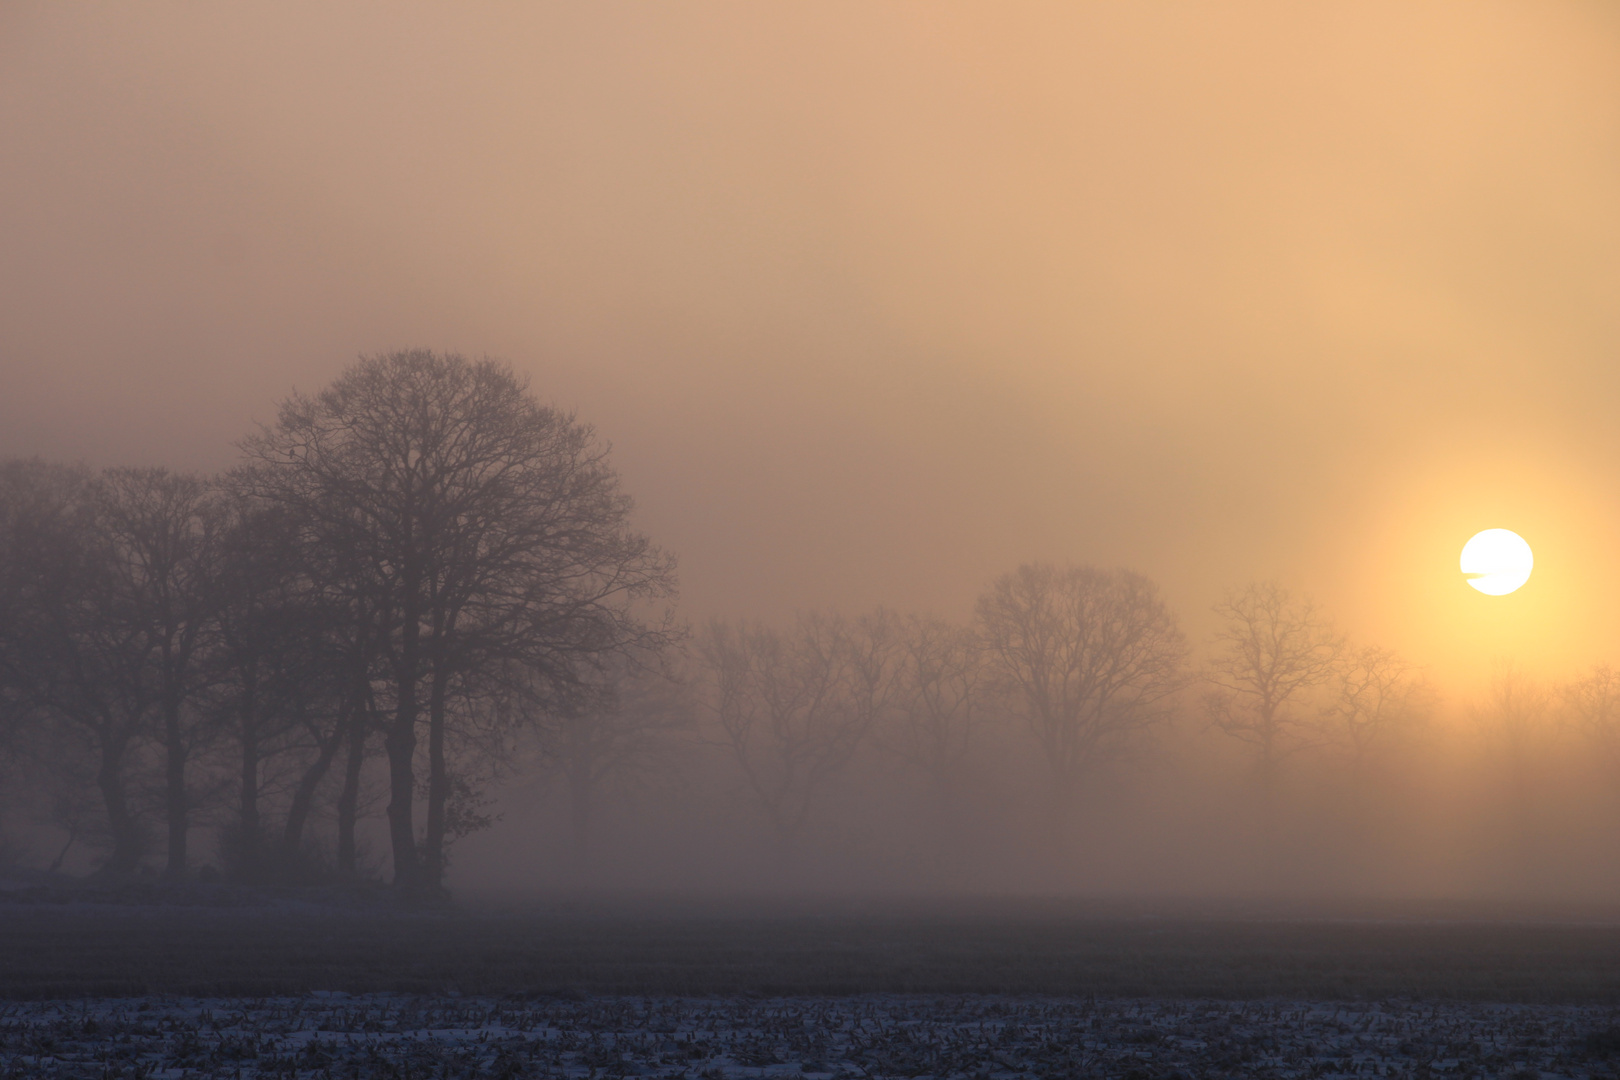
[1460, 529, 1533, 595]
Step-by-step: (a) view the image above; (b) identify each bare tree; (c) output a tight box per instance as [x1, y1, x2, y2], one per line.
[240, 350, 675, 894]
[1472, 662, 1554, 759]
[529, 651, 688, 873]
[1204, 581, 1342, 786]
[207, 489, 394, 882]
[95, 468, 224, 880]
[213, 499, 309, 867]
[0, 460, 157, 873]
[1471, 662, 1559, 874]
[1562, 666, 1620, 862]
[1322, 645, 1434, 766]
[880, 615, 994, 815]
[698, 611, 898, 854]
[334, 689, 385, 876]
[1564, 665, 1620, 770]
[0, 461, 58, 837]
[871, 614, 999, 876]
[1473, 660, 1557, 816]
[976, 564, 1187, 804]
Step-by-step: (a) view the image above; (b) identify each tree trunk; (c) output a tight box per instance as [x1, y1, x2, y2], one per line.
[281, 713, 346, 854]
[386, 571, 422, 892]
[422, 659, 451, 892]
[337, 708, 367, 875]
[1254, 707, 1285, 887]
[385, 707, 418, 890]
[98, 737, 140, 875]
[1256, 710, 1281, 807]
[47, 831, 75, 875]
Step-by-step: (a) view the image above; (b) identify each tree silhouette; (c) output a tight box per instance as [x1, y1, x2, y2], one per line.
[976, 563, 1186, 806]
[698, 611, 897, 857]
[1322, 645, 1433, 766]
[95, 468, 224, 880]
[239, 350, 675, 893]
[0, 461, 155, 873]
[1204, 581, 1342, 788]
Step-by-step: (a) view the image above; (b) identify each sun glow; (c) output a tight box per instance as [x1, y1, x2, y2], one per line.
[1461, 529, 1533, 595]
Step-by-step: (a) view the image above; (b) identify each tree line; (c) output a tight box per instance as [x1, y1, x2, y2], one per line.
[0, 351, 674, 896]
[5, 349, 1607, 892]
[682, 569, 1436, 868]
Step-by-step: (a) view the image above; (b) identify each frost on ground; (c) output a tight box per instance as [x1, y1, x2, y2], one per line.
[3, 994, 1620, 1079]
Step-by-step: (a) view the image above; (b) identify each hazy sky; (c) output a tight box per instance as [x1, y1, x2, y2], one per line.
[3, 3, 1618, 695]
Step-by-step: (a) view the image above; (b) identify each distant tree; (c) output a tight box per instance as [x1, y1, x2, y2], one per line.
[94, 468, 225, 880]
[879, 615, 995, 822]
[976, 564, 1187, 805]
[698, 611, 898, 855]
[530, 650, 689, 873]
[1564, 665, 1620, 769]
[1204, 581, 1342, 787]
[0, 460, 152, 873]
[0, 465, 50, 835]
[1472, 661, 1557, 814]
[1321, 645, 1434, 766]
[1472, 662, 1553, 758]
[0, 462, 67, 847]
[0, 465, 109, 869]
[240, 350, 675, 894]
[1472, 663, 1559, 873]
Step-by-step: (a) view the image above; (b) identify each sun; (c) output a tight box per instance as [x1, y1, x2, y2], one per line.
[1460, 529, 1533, 595]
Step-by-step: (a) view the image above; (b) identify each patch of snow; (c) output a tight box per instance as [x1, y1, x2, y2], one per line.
[0, 993, 1615, 1077]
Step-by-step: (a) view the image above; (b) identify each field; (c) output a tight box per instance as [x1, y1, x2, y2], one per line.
[4, 889, 1620, 1002]
[7, 891, 1620, 1076]
[5, 993, 1620, 1078]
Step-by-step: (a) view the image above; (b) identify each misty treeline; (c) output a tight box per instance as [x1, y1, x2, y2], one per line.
[0, 351, 675, 896]
[1, 351, 1616, 896]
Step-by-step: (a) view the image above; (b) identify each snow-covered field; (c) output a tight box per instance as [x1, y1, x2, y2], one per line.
[2, 993, 1618, 1079]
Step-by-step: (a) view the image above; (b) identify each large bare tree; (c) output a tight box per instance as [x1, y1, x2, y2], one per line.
[240, 350, 675, 894]
[975, 563, 1187, 804]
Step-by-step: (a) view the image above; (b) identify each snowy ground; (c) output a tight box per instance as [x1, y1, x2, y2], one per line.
[3, 993, 1620, 1079]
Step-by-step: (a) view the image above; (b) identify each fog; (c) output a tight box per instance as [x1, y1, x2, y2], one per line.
[2, 3, 1619, 902]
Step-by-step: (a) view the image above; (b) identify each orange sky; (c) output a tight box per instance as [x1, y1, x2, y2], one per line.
[2, 2, 1618, 697]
